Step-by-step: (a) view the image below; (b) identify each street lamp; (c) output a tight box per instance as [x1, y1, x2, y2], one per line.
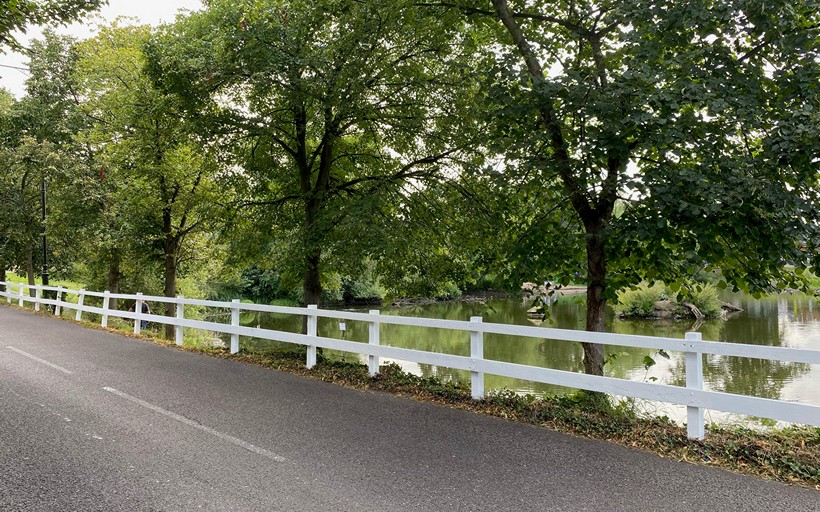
[41, 176, 48, 287]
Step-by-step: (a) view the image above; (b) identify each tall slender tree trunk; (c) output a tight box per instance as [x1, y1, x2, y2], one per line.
[302, 198, 322, 334]
[108, 249, 121, 311]
[492, 0, 610, 378]
[301, 196, 323, 334]
[582, 218, 607, 376]
[162, 210, 178, 339]
[0, 259, 5, 292]
[301, 195, 323, 307]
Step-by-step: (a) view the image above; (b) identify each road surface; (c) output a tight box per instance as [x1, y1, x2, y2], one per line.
[0, 304, 817, 511]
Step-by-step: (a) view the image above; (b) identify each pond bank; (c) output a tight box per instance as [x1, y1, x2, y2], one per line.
[389, 290, 512, 306]
[389, 286, 587, 307]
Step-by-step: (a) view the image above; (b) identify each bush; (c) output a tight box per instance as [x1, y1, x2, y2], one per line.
[614, 284, 664, 317]
[616, 282, 723, 318]
[341, 258, 386, 302]
[434, 280, 462, 300]
[687, 285, 722, 317]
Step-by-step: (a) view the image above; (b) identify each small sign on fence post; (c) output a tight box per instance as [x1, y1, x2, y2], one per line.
[470, 316, 484, 400]
[231, 299, 240, 354]
[685, 331, 705, 440]
[368, 310, 380, 376]
[306, 305, 318, 369]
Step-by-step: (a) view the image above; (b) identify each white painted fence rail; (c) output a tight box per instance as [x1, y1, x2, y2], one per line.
[2, 280, 819, 439]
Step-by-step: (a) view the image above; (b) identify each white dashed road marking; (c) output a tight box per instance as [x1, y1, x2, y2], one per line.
[6, 346, 73, 374]
[103, 386, 286, 463]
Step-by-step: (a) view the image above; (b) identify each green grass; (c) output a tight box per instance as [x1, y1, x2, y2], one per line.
[270, 298, 300, 307]
[2, 273, 86, 291]
[687, 285, 722, 317]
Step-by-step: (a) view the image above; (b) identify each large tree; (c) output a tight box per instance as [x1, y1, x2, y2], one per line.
[440, 0, 820, 376]
[76, 22, 221, 335]
[0, 31, 86, 292]
[146, 0, 478, 308]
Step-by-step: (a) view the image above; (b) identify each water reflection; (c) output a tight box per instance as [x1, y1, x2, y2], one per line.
[222, 292, 819, 417]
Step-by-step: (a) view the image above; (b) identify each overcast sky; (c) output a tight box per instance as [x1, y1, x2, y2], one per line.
[0, 0, 203, 97]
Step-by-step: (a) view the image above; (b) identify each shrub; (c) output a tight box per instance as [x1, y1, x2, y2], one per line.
[686, 285, 722, 317]
[614, 284, 664, 317]
[341, 259, 386, 302]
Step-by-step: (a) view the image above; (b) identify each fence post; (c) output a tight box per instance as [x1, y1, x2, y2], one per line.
[134, 293, 144, 334]
[685, 331, 705, 440]
[175, 295, 185, 346]
[54, 286, 63, 317]
[75, 289, 85, 321]
[368, 310, 380, 376]
[6, 282, 12, 303]
[34, 286, 41, 312]
[470, 316, 484, 400]
[101, 290, 111, 327]
[18, 284, 25, 307]
[230, 299, 240, 354]
[306, 305, 318, 369]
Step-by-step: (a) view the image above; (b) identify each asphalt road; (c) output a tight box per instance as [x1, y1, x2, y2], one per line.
[0, 304, 817, 511]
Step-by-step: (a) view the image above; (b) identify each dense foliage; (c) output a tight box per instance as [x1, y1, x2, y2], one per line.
[0, 0, 817, 365]
[0, 0, 104, 51]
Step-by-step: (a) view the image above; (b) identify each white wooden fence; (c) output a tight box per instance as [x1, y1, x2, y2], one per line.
[2, 280, 819, 439]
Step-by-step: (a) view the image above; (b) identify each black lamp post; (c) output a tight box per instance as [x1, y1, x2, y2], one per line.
[41, 177, 48, 287]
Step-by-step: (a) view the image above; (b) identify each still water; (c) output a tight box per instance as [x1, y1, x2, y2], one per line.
[230, 292, 819, 425]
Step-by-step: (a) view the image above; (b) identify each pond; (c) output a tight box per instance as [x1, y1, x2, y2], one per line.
[226, 292, 820, 426]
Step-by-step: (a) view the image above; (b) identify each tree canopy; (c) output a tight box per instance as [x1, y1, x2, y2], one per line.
[433, 0, 820, 374]
[0, 0, 817, 371]
[147, 0, 480, 306]
[0, 0, 105, 51]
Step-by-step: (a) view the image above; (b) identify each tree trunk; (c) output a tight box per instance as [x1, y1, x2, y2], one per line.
[581, 217, 608, 377]
[162, 210, 178, 339]
[302, 248, 322, 307]
[0, 259, 6, 292]
[301, 194, 324, 308]
[300, 192, 324, 334]
[25, 241, 35, 297]
[108, 249, 121, 312]
[492, 0, 610, 378]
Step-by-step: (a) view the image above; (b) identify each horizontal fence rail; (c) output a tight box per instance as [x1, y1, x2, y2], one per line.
[2, 280, 819, 439]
